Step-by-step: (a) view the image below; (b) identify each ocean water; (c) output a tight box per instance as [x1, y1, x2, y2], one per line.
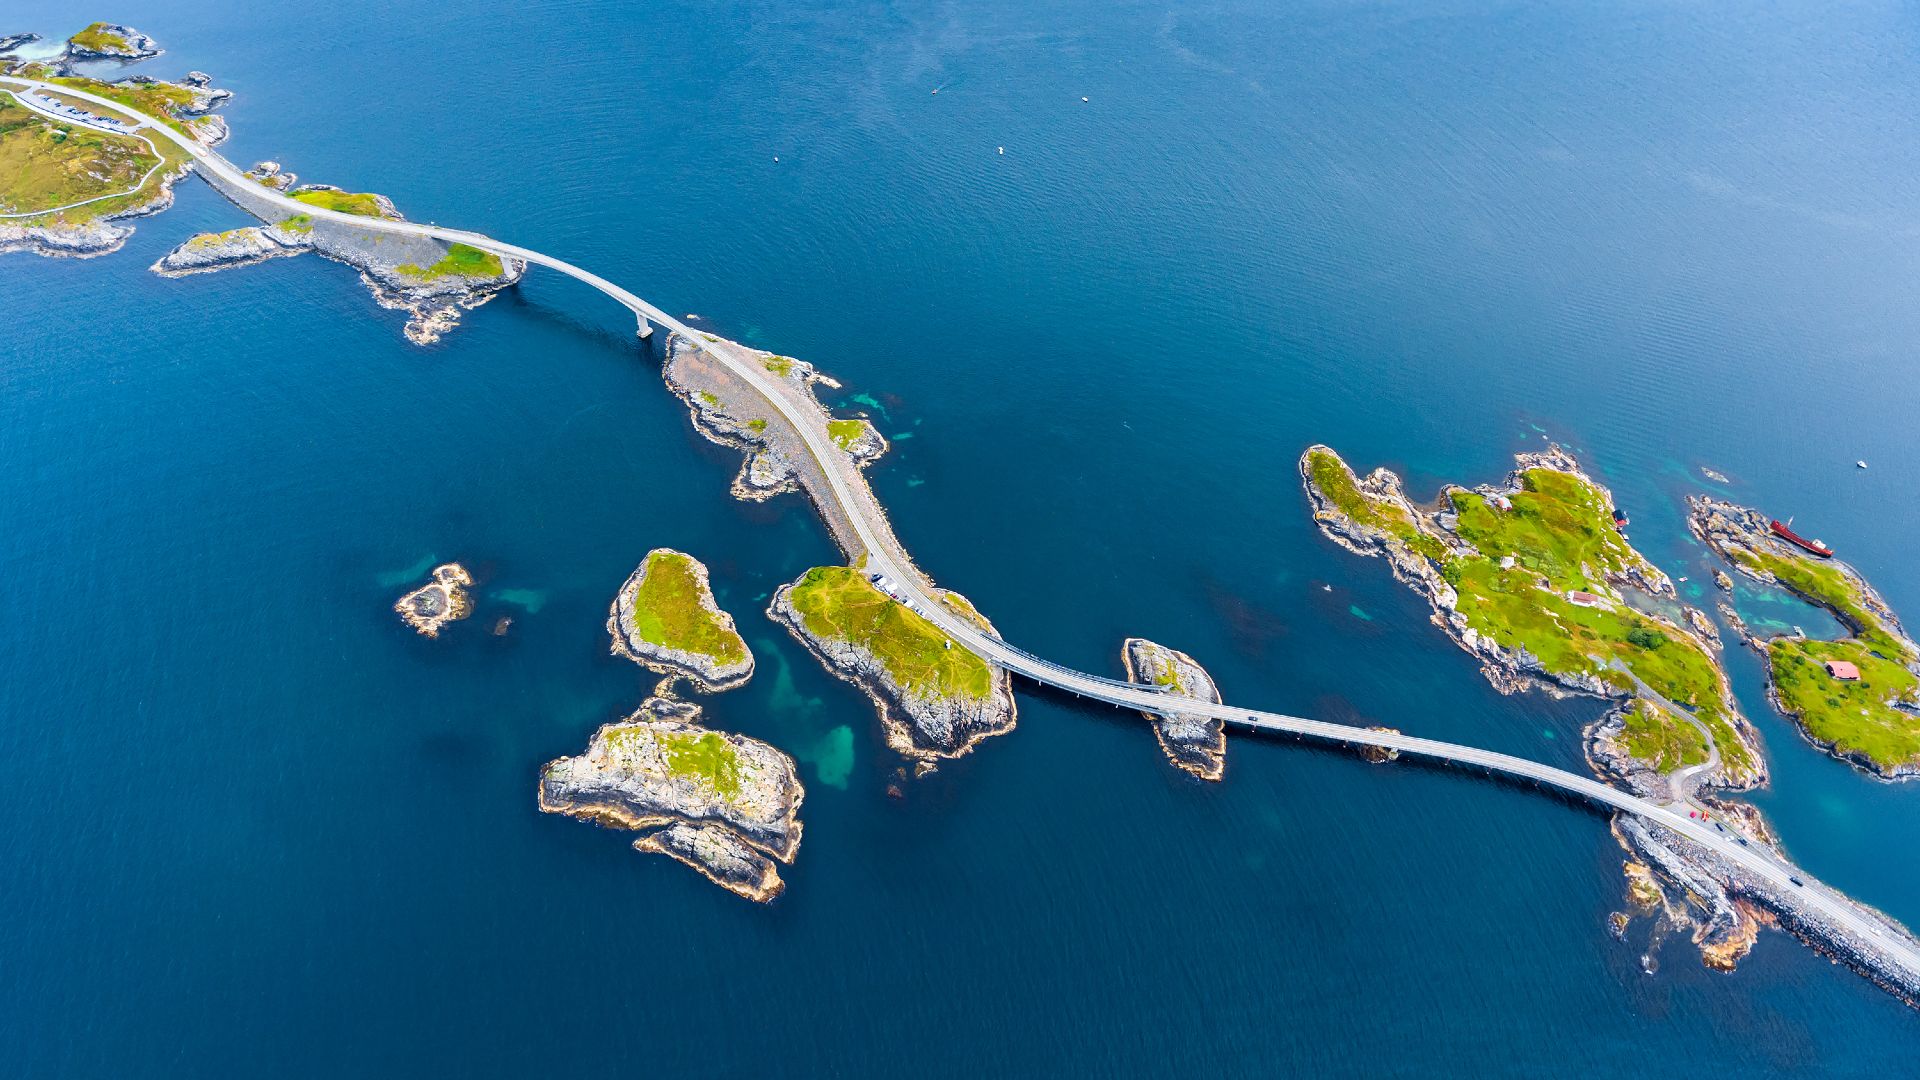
[5, 1, 1920, 1074]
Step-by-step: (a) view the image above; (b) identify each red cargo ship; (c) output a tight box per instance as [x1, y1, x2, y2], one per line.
[1770, 519, 1834, 558]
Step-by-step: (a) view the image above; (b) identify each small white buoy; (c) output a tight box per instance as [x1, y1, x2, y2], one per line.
[773, 156, 779, 162]
[1081, 96, 1089, 102]
[997, 146, 1004, 154]
[1857, 460, 1869, 469]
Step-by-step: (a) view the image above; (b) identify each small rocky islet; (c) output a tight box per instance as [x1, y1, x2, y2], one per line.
[608, 548, 754, 693]
[1689, 495, 1920, 779]
[539, 696, 804, 902]
[394, 563, 474, 638]
[1121, 637, 1227, 781]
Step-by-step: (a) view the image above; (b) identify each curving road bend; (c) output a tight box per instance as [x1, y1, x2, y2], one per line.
[12, 72, 1920, 988]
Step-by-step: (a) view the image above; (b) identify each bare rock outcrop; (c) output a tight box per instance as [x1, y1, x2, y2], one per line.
[394, 563, 473, 638]
[1121, 637, 1226, 781]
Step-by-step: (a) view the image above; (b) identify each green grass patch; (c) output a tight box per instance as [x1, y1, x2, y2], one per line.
[1306, 448, 1448, 562]
[1768, 637, 1920, 770]
[827, 419, 867, 450]
[763, 355, 794, 377]
[1734, 548, 1911, 661]
[657, 730, 743, 798]
[627, 550, 747, 665]
[1617, 701, 1710, 772]
[279, 213, 313, 233]
[290, 188, 386, 217]
[746, 419, 768, 434]
[788, 566, 993, 702]
[396, 242, 503, 281]
[697, 391, 720, 407]
[0, 93, 162, 220]
[68, 24, 131, 53]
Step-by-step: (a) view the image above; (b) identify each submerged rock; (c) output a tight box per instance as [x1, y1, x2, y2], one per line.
[607, 548, 754, 693]
[1120, 637, 1226, 781]
[394, 563, 473, 638]
[769, 565, 1015, 760]
[539, 696, 804, 902]
[1359, 725, 1402, 764]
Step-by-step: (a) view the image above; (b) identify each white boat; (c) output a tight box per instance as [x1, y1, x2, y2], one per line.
[1856, 460, 1869, 469]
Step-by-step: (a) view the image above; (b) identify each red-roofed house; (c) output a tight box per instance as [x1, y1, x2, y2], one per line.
[1825, 660, 1862, 681]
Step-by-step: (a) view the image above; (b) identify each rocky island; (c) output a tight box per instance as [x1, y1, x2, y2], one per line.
[770, 564, 1016, 760]
[1121, 637, 1227, 780]
[1689, 496, 1920, 779]
[394, 563, 473, 638]
[662, 340, 887, 506]
[65, 23, 161, 62]
[608, 548, 754, 693]
[151, 172, 524, 344]
[539, 696, 804, 901]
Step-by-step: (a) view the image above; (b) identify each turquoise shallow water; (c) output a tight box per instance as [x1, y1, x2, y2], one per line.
[5, 1, 1920, 1074]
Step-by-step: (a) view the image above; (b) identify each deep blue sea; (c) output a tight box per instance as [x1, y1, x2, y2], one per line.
[6, 1, 1920, 1074]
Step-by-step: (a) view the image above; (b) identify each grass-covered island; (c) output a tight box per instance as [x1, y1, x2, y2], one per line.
[539, 696, 803, 901]
[1121, 637, 1227, 781]
[1301, 444, 1763, 795]
[769, 563, 1016, 760]
[1302, 444, 1790, 974]
[608, 549, 753, 692]
[1690, 496, 1920, 778]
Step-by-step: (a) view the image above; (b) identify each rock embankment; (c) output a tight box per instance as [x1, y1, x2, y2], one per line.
[607, 548, 754, 693]
[660, 337, 886, 511]
[768, 568, 1016, 761]
[394, 563, 473, 638]
[1613, 814, 1920, 1002]
[1120, 637, 1226, 781]
[539, 696, 804, 902]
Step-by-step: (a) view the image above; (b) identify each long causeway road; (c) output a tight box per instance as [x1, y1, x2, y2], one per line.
[15, 73, 1920, 990]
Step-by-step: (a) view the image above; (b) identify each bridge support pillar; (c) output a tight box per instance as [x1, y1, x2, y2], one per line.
[636, 316, 654, 340]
